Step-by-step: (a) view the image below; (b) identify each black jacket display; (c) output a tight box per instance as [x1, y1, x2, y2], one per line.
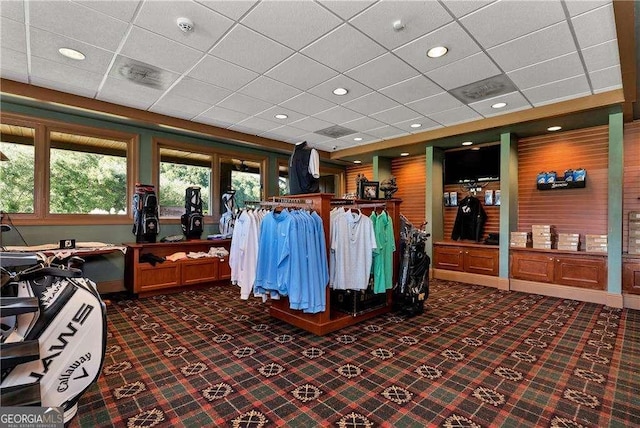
[451, 195, 487, 242]
[289, 141, 319, 195]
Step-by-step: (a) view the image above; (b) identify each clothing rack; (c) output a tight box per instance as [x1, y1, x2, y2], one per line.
[330, 200, 386, 210]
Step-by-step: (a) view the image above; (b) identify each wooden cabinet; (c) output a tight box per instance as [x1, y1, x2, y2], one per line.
[623, 257, 640, 294]
[433, 242, 499, 276]
[124, 239, 231, 297]
[510, 249, 607, 290]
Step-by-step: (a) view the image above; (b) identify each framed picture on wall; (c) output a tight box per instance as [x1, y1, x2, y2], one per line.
[358, 181, 379, 200]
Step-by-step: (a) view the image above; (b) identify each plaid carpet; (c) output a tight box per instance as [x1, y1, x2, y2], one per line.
[70, 279, 640, 428]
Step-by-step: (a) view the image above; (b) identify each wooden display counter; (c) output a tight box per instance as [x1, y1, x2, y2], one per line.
[124, 239, 231, 297]
[433, 241, 499, 276]
[623, 254, 640, 294]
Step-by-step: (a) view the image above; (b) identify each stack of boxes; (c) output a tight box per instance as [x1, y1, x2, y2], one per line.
[585, 234, 607, 253]
[510, 231, 531, 248]
[532, 224, 556, 249]
[557, 233, 580, 251]
[629, 211, 640, 255]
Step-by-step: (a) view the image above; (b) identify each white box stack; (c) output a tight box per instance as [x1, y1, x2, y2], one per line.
[585, 234, 608, 253]
[630, 211, 640, 255]
[532, 225, 556, 249]
[510, 232, 531, 248]
[557, 233, 580, 251]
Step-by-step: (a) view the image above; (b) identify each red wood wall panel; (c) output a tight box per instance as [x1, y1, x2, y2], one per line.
[391, 155, 426, 227]
[624, 121, 640, 253]
[345, 164, 373, 195]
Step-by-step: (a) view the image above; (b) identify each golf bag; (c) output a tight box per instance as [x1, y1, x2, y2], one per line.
[132, 183, 159, 243]
[393, 217, 430, 317]
[1, 254, 107, 423]
[181, 186, 204, 240]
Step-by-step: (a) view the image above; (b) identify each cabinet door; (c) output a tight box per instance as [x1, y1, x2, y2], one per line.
[434, 246, 464, 271]
[464, 248, 498, 276]
[554, 256, 606, 290]
[623, 261, 640, 294]
[181, 259, 218, 286]
[139, 263, 180, 292]
[510, 252, 554, 283]
[218, 257, 231, 280]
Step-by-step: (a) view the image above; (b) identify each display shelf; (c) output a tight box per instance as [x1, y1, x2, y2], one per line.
[537, 180, 586, 190]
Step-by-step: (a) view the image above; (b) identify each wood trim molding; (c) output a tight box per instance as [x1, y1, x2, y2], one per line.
[510, 279, 613, 306]
[432, 269, 504, 289]
[612, 0, 637, 122]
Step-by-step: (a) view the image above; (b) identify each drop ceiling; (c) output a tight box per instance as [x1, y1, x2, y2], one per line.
[0, 0, 634, 161]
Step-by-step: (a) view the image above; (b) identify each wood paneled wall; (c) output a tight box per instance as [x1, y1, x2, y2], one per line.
[624, 121, 640, 252]
[345, 164, 373, 195]
[391, 155, 426, 227]
[517, 125, 609, 241]
[443, 181, 501, 242]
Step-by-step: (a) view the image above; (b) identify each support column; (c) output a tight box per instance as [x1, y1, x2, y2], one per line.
[499, 132, 518, 287]
[426, 147, 444, 260]
[607, 109, 624, 306]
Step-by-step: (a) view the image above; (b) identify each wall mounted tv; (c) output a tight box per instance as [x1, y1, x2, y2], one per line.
[444, 144, 500, 184]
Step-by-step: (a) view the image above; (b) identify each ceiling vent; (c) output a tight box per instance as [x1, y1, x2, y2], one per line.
[449, 74, 517, 105]
[111, 57, 171, 90]
[314, 125, 356, 139]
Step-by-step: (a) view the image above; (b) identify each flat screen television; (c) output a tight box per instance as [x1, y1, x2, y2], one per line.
[444, 144, 500, 184]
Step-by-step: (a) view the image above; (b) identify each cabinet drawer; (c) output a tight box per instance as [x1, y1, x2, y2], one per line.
[181, 259, 218, 285]
[464, 248, 498, 276]
[554, 256, 606, 290]
[510, 252, 554, 283]
[139, 263, 180, 291]
[623, 261, 640, 294]
[433, 246, 464, 271]
[217, 257, 231, 280]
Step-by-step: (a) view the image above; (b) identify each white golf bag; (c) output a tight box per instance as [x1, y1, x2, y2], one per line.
[1, 254, 107, 423]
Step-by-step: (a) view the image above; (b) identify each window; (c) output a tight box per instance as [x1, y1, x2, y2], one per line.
[0, 123, 36, 214]
[220, 157, 262, 208]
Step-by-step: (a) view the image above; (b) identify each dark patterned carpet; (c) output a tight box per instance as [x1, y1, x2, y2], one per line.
[70, 279, 640, 428]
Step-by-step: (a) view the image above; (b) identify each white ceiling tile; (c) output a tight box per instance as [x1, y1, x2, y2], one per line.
[0, 47, 28, 81]
[241, 1, 341, 50]
[487, 22, 577, 72]
[30, 56, 103, 92]
[120, 26, 203, 74]
[196, 1, 259, 21]
[280, 92, 336, 116]
[193, 106, 248, 127]
[342, 116, 387, 132]
[313, 140, 343, 152]
[318, 1, 375, 20]
[428, 105, 483, 126]
[297, 133, 334, 146]
[370, 105, 421, 125]
[426, 52, 501, 91]
[266, 53, 338, 91]
[135, 1, 234, 52]
[253, 106, 307, 124]
[1, 17, 26, 53]
[1, 0, 24, 22]
[98, 77, 166, 110]
[216, 92, 272, 115]
[336, 132, 377, 145]
[209, 24, 293, 73]
[468, 91, 532, 117]
[407, 92, 463, 116]
[230, 116, 280, 134]
[460, 0, 565, 49]
[507, 52, 585, 91]
[349, 0, 452, 50]
[168, 77, 232, 105]
[342, 92, 398, 115]
[582, 40, 620, 73]
[441, 0, 493, 18]
[29, 1, 129, 51]
[522, 75, 591, 107]
[565, 0, 612, 17]
[589, 65, 622, 93]
[393, 117, 442, 133]
[263, 125, 307, 140]
[73, 0, 141, 22]
[290, 116, 334, 133]
[301, 24, 386, 73]
[379, 75, 442, 104]
[238, 76, 301, 104]
[571, 3, 617, 49]
[29, 27, 114, 75]
[313, 106, 363, 124]
[345, 53, 419, 90]
[366, 125, 407, 140]
[150, 93, 211, 120]
[188, 55, 258, 91]
[307, 74, 372, 103]
[30, 76, 98, 99]
[393, 22, 482, 74]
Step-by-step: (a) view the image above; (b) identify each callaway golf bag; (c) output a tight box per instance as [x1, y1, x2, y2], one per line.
[132, 183, 159, 243]
[0, 253, 107, 423]
[181, 186, 204, 240]
[393, 218, 430, 317]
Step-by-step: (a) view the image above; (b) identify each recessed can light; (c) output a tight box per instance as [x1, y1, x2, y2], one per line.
[547, 126, 562, 131]
[491, 102, 507, 109]
[354, 137, 363, 141]
[58, 47, 85, 60]
[333, 87, 348, 96]
[400, 152, 409, 156]
[353, 160, 362, 164]
[427, 46, 448, 58]
[462, 141, 473, 146]
[410, 123, 421, 128]
[275, 114, 288, 119]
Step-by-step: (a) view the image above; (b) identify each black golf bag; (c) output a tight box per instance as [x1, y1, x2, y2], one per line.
[1, 253, 107, 424]
[132, 183, 159, 243]
[181, 186, 203, 240]
[393, 218, 430, 317]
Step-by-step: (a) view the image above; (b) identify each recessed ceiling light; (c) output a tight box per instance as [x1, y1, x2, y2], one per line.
[410, 123, 421, 128]
[427, 46, 448, 58]
[462, 141, 473, 146]
[547, 126, 562, 131]
[400, 152, 409, 156]
[58, 47, 85, 60]
[353, 160, 362, 164]
[491, 102, 507, 109]
[333, 87, 348, 96]
[354, 137, 363, 141]
[275, 114, 288, 119]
